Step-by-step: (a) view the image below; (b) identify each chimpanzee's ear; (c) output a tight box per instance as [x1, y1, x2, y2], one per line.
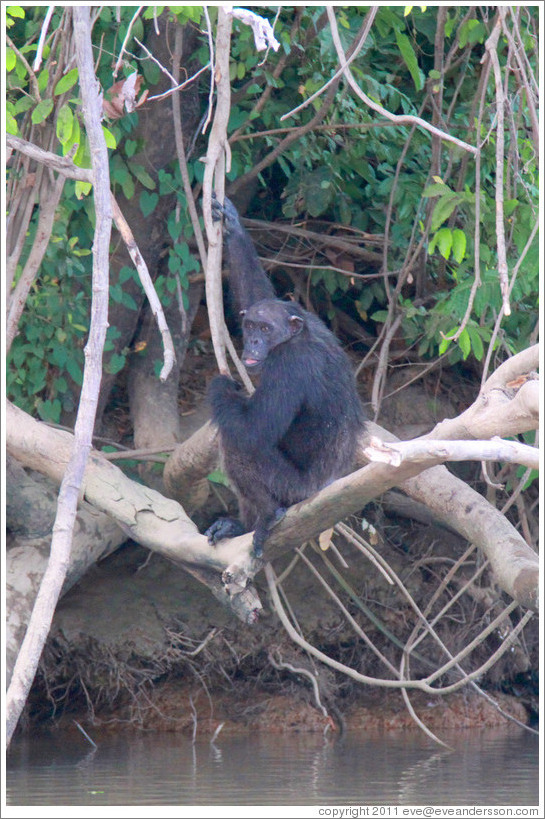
[289, 315, 304, 336]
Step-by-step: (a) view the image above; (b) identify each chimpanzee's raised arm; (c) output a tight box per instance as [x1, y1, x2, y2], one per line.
[212, 194, 275, 312]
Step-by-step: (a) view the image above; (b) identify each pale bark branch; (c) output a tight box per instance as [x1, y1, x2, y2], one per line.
[172, 26, 207, 269]
[6, 402, 262, 621]
[325, 7, 479, 155]
[110, 197, 175, 382]
[202, 7, 232, 376]
[6, 7, 113, 747]
[364, 436, 538, 471]
[483, 16, 511, 316]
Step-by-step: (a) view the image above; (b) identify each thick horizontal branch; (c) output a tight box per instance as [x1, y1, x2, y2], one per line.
[7, 134, 93, 183]
[6, 401, 261, 623]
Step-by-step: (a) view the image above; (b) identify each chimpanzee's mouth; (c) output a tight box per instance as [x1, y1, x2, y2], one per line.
[244, 358, 262, 370]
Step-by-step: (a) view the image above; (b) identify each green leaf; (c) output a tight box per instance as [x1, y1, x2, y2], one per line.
[168, 219, 183, 241]
[438, 332, 455, 355]
[7, 111, 18, 135]
[303, 167, 335, 217]
[430, 227, 452, 260]
[121, 175, 135, 200]
[54, 68, 79, 96]
[14, 96, 34, 114]
[31, 98, 54, 125]
[503, 199, 519, 218]
[110, 283, 123, 303]
[37, 398, 61, 424]
[62, 112, 80, 155]
[74, 133, 91, 168]
[168, 252, 181, 273]
[466, 324, 484, 361]
[75, 180, 92, 199]
[102, 125, 117, 149]
[106, 353, 126, 375]
[6, 48, 16, 72]
[395, 30, 423, 92]
[66, 357, 83, 385]
[430, 194, 460, 232]
[119, 266, 137, 284]
[422, 182, 453, 198]
[451, 229, 467, 264]
[207, 469, 231, 488]
[458, 328, 471, 360]
[140, 191, 158, 217]
[143, 6, 164, 18]
[37, 68, 49, 93]
[129, 162, 155, 189]
[7, 6, 25, 18]
[56, 103, 74, 145]
[121, 292, 138, 310]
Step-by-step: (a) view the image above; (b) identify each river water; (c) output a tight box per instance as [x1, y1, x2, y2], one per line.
[5, 725, 539, 809]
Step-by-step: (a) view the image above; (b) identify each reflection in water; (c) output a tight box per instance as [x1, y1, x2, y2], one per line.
[6, 726, 538, 806]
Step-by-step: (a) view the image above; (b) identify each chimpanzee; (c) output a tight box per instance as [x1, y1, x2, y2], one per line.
[206, 196, 366, 557]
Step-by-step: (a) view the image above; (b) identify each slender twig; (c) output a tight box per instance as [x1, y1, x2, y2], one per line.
[201, 6, 216, 134]
[281, 7, 377, 122]
[202, 8, 250, 382]
[6, 163, 45, 293]
[6, 34, 41, 101]
[112, 5, 143, 78]
[257, 6, 282, 66]
[110, 197, 175, 382]
[485, 17, 511, 316]
[133, 35, 177, 86]
[171, 27, 207, 269]
[498, 7, 539, 152]
[325, 7, 479, 155]
[480, 202, 539, 385]
[297, 547, 399, 675]
[146, 62, 211, 102]
[438, 57, 491, 346]
[33, 6, 56, 71]
[268, 650, 329, 719]
[265, 563, 532, 697]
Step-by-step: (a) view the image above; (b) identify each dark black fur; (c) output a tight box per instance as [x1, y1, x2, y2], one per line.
[206, 196, 366, 556]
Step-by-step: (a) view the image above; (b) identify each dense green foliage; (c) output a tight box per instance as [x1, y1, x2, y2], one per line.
[6, 5, 539, 422]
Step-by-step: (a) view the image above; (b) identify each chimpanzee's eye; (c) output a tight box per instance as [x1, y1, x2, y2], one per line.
[261, 324, 270, 333]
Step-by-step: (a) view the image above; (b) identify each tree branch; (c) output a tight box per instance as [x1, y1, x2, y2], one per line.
[325, 7, 479, 155]
[6, 402, 262, 620]
[110, 197, 175, 382]
[364, 436, 538, 471]
[6, 7, 113, 747]
[483, 16, 511, 315]
[202, 7, 232, 376]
